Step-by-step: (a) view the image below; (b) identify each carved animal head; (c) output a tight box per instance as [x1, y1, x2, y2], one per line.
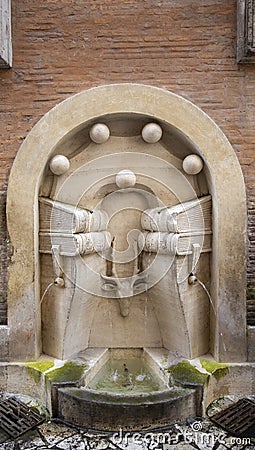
[100, 272, 148, 298]
[100, 272, 148, 318]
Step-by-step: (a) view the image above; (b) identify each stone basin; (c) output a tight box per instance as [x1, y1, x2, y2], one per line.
[57, 386, 197, 431]
[56, 348, 198, 431]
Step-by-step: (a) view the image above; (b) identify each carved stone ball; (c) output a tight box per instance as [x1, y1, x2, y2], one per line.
[89, 123, 110, 144]
[49, 155, 70, 175]
[116, 170, 136, 188]
[142, 122, 163, 143]
[182, 154, 204, 175]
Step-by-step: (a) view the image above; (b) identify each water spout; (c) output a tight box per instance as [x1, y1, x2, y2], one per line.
[118, 298, 131, 318]
[101, 273, 148, 318]
[110, 369, 119, 383]
[40, 282, 54, 307]
[189, 274, 227, 353]
[135, 370, 146, 382]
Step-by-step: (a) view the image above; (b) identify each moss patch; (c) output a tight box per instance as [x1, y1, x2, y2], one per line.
[26, 367, 41, 384]
[200, 358, 229, 380]
[167, 360, 209, 385]
[45, 361, 87, 383]
[25, 361, 55, 372]
[25, 361, 55, 384]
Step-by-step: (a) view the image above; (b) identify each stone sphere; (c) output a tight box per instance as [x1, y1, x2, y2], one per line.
[89, 123, 110, 144]
[142, 122, 163, 143]
[116, 170, 136, 189]
[182, 154, 204, 175]
[49, 155, 70, 175]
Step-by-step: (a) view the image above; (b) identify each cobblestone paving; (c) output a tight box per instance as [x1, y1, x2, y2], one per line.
[0, 418, 254, 450]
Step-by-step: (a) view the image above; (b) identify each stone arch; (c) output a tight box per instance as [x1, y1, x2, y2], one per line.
[6, 84, 247, 362]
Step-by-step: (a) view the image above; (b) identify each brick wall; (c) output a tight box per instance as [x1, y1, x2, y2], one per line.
[0, 0, 255, 319]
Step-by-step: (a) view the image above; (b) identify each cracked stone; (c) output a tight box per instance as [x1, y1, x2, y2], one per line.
[86, 438, 110, 449]
[0, 417, 253, 450]
[37, 421, 77, 446]
[57, 433, 89, 450]
[13, 430, 46, 449]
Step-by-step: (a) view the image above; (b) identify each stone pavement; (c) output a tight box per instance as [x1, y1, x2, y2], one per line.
[0, 418, 254, 450]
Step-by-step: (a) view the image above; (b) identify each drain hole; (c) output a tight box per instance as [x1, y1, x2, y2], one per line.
[210, 398, 255, 437]
[0, 397, 45, 442]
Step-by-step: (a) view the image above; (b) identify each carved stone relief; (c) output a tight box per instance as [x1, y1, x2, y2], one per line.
[38, 117, 213, 360]
[6, 84, 247, 362]
[237, 0, 255, 62]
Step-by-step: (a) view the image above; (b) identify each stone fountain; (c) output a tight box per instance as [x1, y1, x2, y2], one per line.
[3, 84, 253, 431]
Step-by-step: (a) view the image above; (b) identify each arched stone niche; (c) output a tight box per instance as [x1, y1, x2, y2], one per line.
[6, 84, 247, 362]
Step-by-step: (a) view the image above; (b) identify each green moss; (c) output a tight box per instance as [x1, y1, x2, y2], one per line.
[26, 367, 41, 384]
[25, 360, 55, 384]
[167, 360, 209, 385]
[45, 361, 87, 383]
[28, 403, 49, 418]
[200, 358, 229, 380]
[213, 367, 229, 380]
[25, 361, 55, 372]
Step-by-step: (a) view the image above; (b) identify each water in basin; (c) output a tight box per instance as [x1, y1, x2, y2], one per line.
[88, 357, 167, 394]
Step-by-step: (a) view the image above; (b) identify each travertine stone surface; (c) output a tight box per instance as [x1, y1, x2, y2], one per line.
[141, 122, 163, 143]
[89, 123, 110, 144]
[6, 84, 247, 362]
[0, 0, 12, 68]
[115, 169, 136, 188]
[183, 154, 204, 175]
[49, 155, 70, 175]
[204, 364, 255, 409]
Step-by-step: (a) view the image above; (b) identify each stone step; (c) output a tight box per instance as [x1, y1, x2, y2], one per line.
[57, 386, 197, 431]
